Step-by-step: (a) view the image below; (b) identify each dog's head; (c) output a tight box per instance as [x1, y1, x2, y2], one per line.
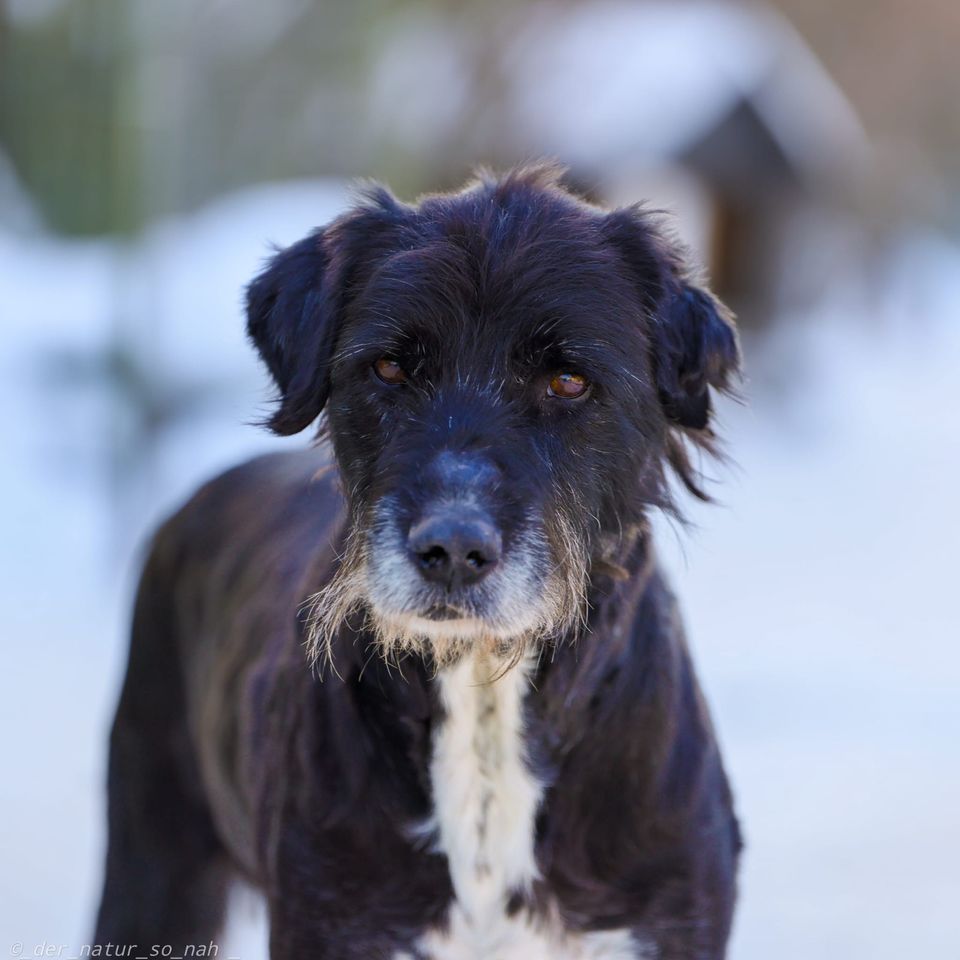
[247, 165, 739, 667]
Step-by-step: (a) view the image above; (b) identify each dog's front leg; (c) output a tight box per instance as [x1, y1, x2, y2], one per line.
[93, 557, 234, 950]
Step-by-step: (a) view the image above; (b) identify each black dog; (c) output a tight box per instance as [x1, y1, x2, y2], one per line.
[94, 164, 742, 959]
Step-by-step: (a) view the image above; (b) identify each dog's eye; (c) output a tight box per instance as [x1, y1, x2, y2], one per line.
[547, 372, 590, 399]
[373, 357, 407, 385]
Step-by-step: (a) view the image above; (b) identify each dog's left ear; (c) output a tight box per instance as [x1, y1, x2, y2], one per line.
[603, 208, 741, 431]
[652, 281, 740, 430]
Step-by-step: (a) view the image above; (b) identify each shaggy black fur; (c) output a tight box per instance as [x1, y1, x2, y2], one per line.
[94, 164, 742, 959]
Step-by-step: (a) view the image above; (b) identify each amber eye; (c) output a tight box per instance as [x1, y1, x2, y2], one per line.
[373, 357, 407, 385]
[547, 372, 590, 399]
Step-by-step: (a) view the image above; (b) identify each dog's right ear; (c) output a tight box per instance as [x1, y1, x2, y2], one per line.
[247, 188, 410, 435]
[246, 230, 337, 435]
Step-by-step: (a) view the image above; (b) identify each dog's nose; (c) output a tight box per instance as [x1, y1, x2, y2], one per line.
[408, 510, 502, 589]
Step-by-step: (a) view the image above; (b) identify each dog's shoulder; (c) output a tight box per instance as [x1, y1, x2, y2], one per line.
[135, 447, 346, 636]
[185, 446, 340, 517]
[155, 446, 340, 548]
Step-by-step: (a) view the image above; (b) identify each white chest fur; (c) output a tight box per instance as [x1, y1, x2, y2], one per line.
[430, 652, 542, 922]
[402, 652, 646, 960]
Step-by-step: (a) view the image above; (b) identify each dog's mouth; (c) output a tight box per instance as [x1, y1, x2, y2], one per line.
[304, 497, 589, 670]
[421, 603, 467, 621]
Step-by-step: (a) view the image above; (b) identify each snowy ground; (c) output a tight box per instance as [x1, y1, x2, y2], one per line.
[1, 184, 957, 958]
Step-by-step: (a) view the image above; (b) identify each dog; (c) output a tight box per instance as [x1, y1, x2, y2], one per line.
[94, 164, 742, 959]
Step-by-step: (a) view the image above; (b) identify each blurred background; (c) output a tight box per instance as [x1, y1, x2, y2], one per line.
[2, 0, 958, 957]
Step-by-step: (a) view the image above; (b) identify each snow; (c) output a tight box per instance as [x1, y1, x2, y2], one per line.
[1, 183, 958, 957]
[655, 233, 960, 958]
